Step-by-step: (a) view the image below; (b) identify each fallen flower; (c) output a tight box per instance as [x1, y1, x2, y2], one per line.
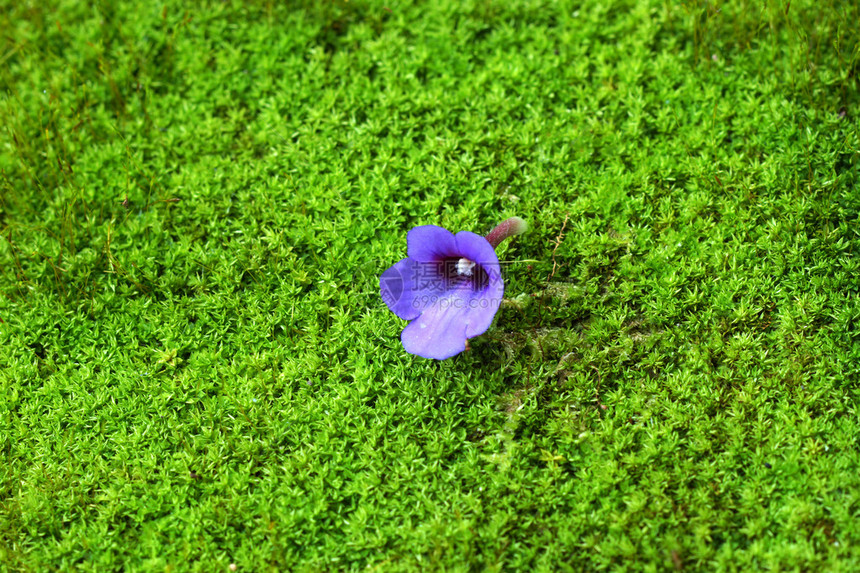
[380, 218, 526, 360]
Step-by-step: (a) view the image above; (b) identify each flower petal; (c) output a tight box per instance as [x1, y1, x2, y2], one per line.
[453, 231, 504, 337]
[453, 231, 502, 284]
[400, 295, 469, 360]
[400, 287, 502, 359]
[463, 287, 502, 339]
[406, 225, 458, 262]
[380, 258, 422, 320]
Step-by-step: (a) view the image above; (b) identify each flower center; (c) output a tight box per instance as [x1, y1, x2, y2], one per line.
[456, 257, 476, 277]
[442, 256, 489, 291]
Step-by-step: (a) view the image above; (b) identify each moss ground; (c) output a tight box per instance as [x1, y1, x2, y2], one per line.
[1, 0, 859, 570]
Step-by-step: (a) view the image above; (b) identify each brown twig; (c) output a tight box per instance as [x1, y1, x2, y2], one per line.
[548, 213, 569, 281]
[536, 214, 569, 328]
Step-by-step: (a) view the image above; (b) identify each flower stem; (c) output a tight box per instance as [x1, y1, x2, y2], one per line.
[486, 217, 528, 250]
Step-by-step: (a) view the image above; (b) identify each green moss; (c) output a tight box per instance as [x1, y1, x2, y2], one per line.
[2, 0, 859, 570]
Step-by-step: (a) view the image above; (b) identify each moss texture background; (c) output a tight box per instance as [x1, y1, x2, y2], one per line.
[1, 0, 859, 570]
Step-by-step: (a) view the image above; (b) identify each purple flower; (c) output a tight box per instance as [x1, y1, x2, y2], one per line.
[380, 219, 526, 360]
